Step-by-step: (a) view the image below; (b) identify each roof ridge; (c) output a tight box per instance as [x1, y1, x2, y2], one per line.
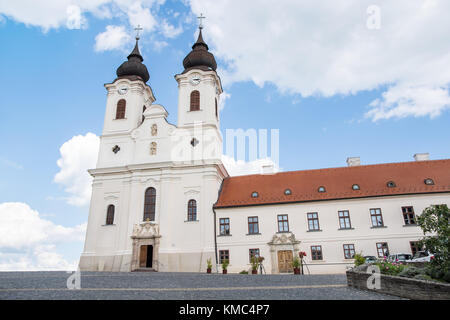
[227, 158, 450, 179]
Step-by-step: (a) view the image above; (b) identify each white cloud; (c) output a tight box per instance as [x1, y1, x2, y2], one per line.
[0, 202, 86, 271]
[66, 5, 87, 30]
[160, 19, 183, 38]
[189, 0, 450, 120]
[0, 156, 23, 170]
[222, 155, 280, 176]
[366, 84, 450, 121]
[54, 133, 100, 207]
[218, 91, 230, 111]
[95, 25, 132, 52]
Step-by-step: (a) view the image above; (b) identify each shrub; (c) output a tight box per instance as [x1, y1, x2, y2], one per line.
[239, 270, 248, 274]
[354, 253, 366, 267]
[375, 260, 406, 276]
[414, 274, 434, 281]
[398, 266, 423, 278]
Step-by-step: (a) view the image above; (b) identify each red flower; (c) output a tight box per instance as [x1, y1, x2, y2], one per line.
[299, 251, 307, 258]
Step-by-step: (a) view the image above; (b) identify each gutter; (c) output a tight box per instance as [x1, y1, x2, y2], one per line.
[212, 178, 226, 273]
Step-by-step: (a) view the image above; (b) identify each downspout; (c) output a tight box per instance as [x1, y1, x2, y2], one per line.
[213, 178, 226, 273]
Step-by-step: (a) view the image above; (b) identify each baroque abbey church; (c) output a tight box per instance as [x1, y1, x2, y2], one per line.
[79, 24, 450, 274]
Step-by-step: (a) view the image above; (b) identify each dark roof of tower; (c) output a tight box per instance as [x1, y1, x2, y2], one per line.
[116, 39, 150, 83]
[182, 28, 217, 73]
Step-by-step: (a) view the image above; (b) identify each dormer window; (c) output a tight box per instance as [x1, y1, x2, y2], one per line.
[352, 184, 360, 191]
[284, 189, 292, 195]
[318, 186, 326, 193]
[424, 178, 434, 185]
[251, 192, 259, 198]
[387, 181, 396, 188]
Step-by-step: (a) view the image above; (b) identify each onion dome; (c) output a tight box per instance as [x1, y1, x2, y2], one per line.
[182, 28, 217, 73]
[116, 38, 150, 83]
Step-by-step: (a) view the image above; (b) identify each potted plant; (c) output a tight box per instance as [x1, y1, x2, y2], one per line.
[222, 259, 229, 274]
[206, 258, 212, 274]
[292, 256, 301, 274]
[251, 256, 258, 274]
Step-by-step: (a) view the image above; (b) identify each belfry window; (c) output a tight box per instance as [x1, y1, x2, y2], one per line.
[187, 199, 197, 221]
[106, 205, 115, 225]
[116, 99, 126, 119]
[215, 98, 218, 118]
[190, 90, 200, 111]
[143, 187, 156, 221]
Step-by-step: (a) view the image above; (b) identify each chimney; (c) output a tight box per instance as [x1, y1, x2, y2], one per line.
[414, 153, 429, 161]
[347, 157, 361, 167]
[262, 163, 274, 174]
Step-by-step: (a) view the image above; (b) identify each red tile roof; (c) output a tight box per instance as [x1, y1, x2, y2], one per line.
[214, 159, 450, 208]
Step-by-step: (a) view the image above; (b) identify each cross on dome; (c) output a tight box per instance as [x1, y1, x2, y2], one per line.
[134, 24, 143, 40]
[197, 13, 206, 30]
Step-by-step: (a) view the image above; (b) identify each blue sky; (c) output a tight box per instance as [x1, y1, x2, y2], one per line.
[0, 0, 450, 270]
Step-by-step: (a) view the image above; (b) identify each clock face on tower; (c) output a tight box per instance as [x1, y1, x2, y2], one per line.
[189, 75, 201, 85]
[118, 86, 128, 95]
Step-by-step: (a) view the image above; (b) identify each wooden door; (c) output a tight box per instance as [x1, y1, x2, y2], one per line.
[139, 245, 147, 268]
[278, 250, 293, 273]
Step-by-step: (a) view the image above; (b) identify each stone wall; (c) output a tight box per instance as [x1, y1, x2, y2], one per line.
[346, 268, 450, 300]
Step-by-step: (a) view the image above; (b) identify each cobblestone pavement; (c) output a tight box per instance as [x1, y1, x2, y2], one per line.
[0, 272, 402, 300]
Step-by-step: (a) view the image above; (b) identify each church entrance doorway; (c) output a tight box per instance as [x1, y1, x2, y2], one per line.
[277, 250, 293, 273]
[139, 245, 153, 268]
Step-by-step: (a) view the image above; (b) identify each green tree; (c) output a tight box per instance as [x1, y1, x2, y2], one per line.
[417, 204, 450, 272]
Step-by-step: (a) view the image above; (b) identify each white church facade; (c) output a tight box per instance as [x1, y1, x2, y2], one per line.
[79, 26, 450, 274]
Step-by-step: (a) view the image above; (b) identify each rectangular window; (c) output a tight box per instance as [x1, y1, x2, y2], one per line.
[376, 242, 389, 258]
[277, 214, 289, 232]
[219, 218, 230, 236]
[307, 212, 320, 231]
[370, 208, 384, 227]
[248, 216, 259, 234]
[311, 245, 323, 260]
[343, 244, 355, 259]
[410, 241, 422, 256]
[219, 250, 229, 264]
[402, 206, 416, 225]
[249, 248, 260, 262]
[338, 210, 352, 229]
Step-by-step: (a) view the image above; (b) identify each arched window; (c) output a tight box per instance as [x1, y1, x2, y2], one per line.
[187, 199, 197, 221]
[190, 90, 200, 111]
[143, 187, 156, 221]
[215, 98, 218, 118]
[142, 105, 146, 124]
[106, 205, 115, 225]
[116, 99, 126, 119]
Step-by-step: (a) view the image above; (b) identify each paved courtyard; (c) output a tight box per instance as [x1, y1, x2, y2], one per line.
[0, 272, 401, 300]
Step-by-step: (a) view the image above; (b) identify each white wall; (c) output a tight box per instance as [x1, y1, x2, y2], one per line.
[215, 193, 450, 274]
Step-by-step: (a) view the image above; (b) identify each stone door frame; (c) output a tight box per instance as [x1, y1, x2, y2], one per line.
[130, 221, 161, 271]
[267, 232, 301, 274]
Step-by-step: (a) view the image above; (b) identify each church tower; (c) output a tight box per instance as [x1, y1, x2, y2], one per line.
[80, 22, 228, 273]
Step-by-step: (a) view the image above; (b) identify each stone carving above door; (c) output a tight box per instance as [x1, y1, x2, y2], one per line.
[268, 232, 300, 246]
[132, 221, 160, 239]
